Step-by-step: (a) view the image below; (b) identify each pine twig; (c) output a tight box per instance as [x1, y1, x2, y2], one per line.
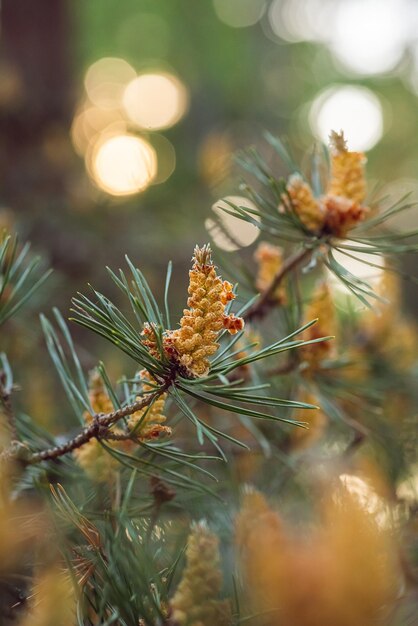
[244, 247, 312, 322]
[26, 382, 171, 465]
[0, 378, 173, 465]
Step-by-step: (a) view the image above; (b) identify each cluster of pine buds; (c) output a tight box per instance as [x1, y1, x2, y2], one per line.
[235, 483, 399, 626]
[360, 271, 418, 372]
[163, 244, 244, 378]
[171, 522, 231, 626]
[73, 371, 123, 483]
[20, 565, 76, 626]
[254, 241, 287, 304]
[283, 130, 369, 237]
[300, 281, 336, 370]
[128, 369, 170, 439]
[74, 370, 169, 482]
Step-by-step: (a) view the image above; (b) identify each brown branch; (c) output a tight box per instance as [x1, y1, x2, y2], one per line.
[0, 370, 18, 440]
[244, 247, 313, 323]
[27, 382, 171, 465]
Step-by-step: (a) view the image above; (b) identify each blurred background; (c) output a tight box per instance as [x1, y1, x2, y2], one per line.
[1, 0, 418, 424]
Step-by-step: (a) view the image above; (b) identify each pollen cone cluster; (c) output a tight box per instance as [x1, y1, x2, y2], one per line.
[360, 270, 418, 371]
[301, 282, 336, 369]
[74, 371, 125, 483]
[254, 241, 287, 303]
[236, 483, 399, 626]
[164, 244, 244, 377]
[19, 566, 76, 626]
[328, 130, 367, 204]
[285, 174, 325, 232]
[141, 322, 160, 359]
[128, 368, 170, 440]
[283, 131, 369, 237]
[171, 523, 231, 626]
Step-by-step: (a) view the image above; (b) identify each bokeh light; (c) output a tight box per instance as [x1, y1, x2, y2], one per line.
[123, 73, 188, 131]
[396, 464, 418, 503]
[149, 134, 176, 185]
[198, 131, 233, 189]
[331, 0, 408, 76]
[339, 474, 392, 529]
[213, 0, 266, 28]
[90, 134, 157, 196]
[205, 196, 259, 251]
[71, 105, 127, 156]
[268, 0, 333, 43]
[84, 57, 136, 110]
[309, 85, 384, 151]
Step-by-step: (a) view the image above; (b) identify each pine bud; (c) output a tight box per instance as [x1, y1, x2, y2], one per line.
[254, 242, 287, 304]
[164, 245, 244, 377]
[235, 480, 399, 626]
[301, 282, 336, 369]
[322, 195, 368, 238]
[73, 438, 120, 483]
[128, 369, 171, 440]
[171, 523, 231, 626]
[284, 174, 325, 232]
[141, 322, 161, 359]
[19, 566, 76, 626]
[74, 371, 123, 482]
[86, 369, 114, 418]
[328, 130, 367, 205]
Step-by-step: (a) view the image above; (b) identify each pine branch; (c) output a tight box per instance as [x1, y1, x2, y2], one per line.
[244, 247, 312, 322]
[28, 383, 170, 464]
[0, 382, 171, 466]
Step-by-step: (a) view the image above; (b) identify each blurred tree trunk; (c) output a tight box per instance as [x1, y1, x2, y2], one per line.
[0, 0, 74, 209]
[0, 1, 91, 281]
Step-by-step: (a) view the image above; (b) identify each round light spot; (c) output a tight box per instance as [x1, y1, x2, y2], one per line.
[206, 196, 259, 251]
[71, 105, 127, 156]
[123, 73, 188, 131]
[84, 57, 136, 110]
[149, 134, 176, 185]
[331, 0, 408, 76]
[268, 0, 334, 43]
[309, 85, 384, 151]
[90, 134, 157, 196]
[213, 0, 266, 28]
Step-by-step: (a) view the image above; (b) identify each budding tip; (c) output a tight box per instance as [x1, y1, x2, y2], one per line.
[329, 129, 348, 153]
[193, 243, 213, 269]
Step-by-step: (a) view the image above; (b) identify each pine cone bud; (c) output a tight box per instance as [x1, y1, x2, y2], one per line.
[171, 523, 231, 626]
[164, 245, 244, 377]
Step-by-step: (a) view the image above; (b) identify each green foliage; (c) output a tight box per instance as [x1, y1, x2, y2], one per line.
[0, 232, 52, 326]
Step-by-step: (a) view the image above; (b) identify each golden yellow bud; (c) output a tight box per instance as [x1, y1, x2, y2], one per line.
[128, 369, 171, 441]
[285, 174, 325, 232]
[328, 130, 367, 205]
[254, 241, 287, 303]
[164, 245, 244, 377]
[171, 523, 231, 626]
